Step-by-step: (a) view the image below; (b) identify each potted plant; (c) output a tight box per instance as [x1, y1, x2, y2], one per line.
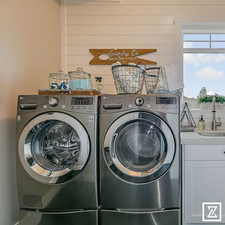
[198, 95, 225, 110]
[197, 87, 225, 110]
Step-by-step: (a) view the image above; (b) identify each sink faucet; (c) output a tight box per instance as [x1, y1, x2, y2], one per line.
[212, 95, 222, 130]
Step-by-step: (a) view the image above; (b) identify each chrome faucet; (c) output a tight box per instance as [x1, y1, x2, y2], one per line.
[211, 95, 222, 130]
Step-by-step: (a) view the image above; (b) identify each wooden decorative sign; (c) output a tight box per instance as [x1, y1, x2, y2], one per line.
[89, 49, 157, 65]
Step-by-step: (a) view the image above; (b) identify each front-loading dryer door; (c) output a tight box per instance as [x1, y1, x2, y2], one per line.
[18, 112, 90, 184]
[104, 111, 176, 184]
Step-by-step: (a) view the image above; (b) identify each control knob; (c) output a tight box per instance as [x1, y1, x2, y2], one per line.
[135, 97, 144, 106]
[49, 97, 59, 107]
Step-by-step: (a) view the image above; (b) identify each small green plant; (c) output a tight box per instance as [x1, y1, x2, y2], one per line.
[198, 95, 225, 104]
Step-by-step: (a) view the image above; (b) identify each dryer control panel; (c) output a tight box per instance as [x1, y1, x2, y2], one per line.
[156, 96, 177, 105]
[101, 94, 179, 114]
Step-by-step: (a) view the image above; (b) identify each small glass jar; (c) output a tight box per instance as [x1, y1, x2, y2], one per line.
[68, 67, 92, 90]
[49, 72, 70, 90]
[95, 76, 103, 92]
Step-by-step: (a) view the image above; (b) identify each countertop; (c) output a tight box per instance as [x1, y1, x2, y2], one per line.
[181, 131, 225, 145]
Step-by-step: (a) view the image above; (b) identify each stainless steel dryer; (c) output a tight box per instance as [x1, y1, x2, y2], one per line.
[16, 95, 98, 225]
[99, 94, 181, 225]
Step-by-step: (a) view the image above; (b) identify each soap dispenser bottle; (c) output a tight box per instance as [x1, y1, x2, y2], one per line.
[197, 115, 206, 131]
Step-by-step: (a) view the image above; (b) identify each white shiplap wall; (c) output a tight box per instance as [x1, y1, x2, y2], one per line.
[61, 0, 225, 93]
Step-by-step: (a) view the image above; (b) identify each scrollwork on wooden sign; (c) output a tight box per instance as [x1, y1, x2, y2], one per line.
[89, 49, 157, 65]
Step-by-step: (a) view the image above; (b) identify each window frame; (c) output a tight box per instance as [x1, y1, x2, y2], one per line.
[183, 32, 225, 54]
[179, 24, 225, 98]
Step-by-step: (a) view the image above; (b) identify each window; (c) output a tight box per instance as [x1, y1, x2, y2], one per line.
[184, 33, 225, 50]
[183, 32, 225, 100]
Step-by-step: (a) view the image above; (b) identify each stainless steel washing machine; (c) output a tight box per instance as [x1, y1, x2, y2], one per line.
[99, 94, 181, 225]
[16, 95, 98, 225]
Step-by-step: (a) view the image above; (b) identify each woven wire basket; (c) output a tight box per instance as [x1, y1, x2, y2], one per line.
[112, 64, 145, 94]
[144, 67, 160, 94]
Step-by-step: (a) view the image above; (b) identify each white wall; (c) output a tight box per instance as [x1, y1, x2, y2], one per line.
[0, 0, 60, 224]
[61, 0, 225, 93]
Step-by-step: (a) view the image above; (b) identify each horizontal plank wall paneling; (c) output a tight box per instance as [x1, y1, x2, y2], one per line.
[67, 16, 174, 25]
[67, 25, 177, 36]
[66, 5, 225, 16]
[64, 0, 225, 6]
[67, 35, 177, 46]
[62, 0, 225, 93]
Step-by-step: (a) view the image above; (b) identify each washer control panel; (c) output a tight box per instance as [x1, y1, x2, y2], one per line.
[18, 95, 97, 112]
[71, 97, 94, 105]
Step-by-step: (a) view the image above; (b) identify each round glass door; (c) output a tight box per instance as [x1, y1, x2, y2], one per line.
[18, 112, 90, 184]
[104, 112, 175, 184]
[115, 120, 166, 173]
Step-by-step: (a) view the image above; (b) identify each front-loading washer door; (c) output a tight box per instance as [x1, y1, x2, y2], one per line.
[18, 112, 90, 184]
[104, 111, 176, 184]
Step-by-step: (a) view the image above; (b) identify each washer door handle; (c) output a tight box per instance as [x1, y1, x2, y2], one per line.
[111, 133, 118, 158]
